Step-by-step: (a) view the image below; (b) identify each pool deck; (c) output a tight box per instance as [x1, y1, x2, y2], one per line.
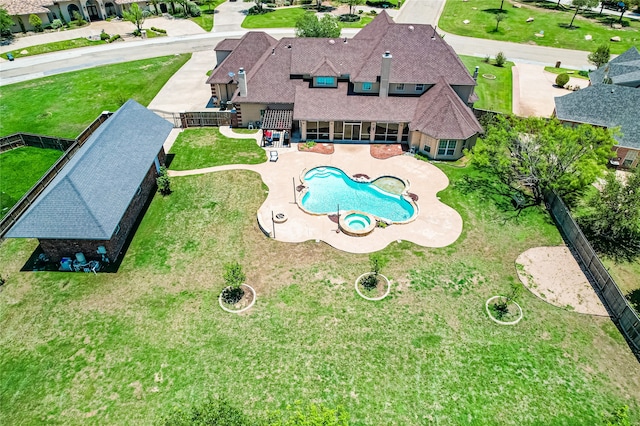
[169, 127, 463, 254]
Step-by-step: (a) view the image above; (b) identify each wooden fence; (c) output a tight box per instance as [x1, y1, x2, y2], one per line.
[0, 133, 76, 153]
[151, 110, 234, 128]
[0, 113, 112, 239]
[545, 191, 640, 355]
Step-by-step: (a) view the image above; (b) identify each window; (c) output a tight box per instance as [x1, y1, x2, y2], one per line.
[438, 139, 457, 156]
[362, 82, 372, 91]
[114, 225, 121, 235]
[316, 76, 335, 87]
[374, 122, 400, 142]
[395, 83, 405, 91]
[415, 84, 424, 92]
[306, 121, 330, 140]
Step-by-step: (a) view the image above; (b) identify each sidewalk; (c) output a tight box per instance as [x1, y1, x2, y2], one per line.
[0, 16, 204, 55]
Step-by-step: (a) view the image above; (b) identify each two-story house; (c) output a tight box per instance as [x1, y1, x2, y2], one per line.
[206, 12, 483, 161]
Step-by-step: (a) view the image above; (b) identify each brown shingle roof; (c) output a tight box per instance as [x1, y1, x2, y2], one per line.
[207, 32, 277, 85]
[0, 0, 52, 15]
[411, 80, 482, 139]
[293, 83, 417, 122]
[310, 58, 341, 77]
[215, 38, 242, 52]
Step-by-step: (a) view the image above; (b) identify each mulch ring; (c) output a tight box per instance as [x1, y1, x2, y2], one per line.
[370, 144, 406, 159]
[298, 143, 334, 154]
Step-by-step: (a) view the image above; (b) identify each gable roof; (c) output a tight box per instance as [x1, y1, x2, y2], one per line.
[411, 81, 483, 139]
[6, 100, 173, 240]
[0, 0, 52, 15]
[554, 84, 640, 149]
[310, 57, 341, 77]
[590, 47, 640, 88]
[207, 32, 278, 85]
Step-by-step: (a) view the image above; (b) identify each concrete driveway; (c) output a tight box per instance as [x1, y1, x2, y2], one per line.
[514, 63, 590, 117]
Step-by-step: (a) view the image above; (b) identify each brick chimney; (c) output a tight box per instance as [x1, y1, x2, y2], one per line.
[380, 51, 392, 98]
[238, 67, 247, 97]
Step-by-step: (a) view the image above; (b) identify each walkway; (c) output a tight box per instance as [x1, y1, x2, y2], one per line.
[169, 129, 463, 254]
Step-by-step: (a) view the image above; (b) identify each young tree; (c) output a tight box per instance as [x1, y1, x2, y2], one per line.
[576, 169, 640, 261]
[295, 13, 340, 38]
[470, 116, 615, 206]
[123, 3, 148, 33]
[0, 7, 13, 37]
[499, 0, 506, 10]
[341, 0, 364, 15]
[568, 0, 598, 28]
[617, 0, 640, 24]
[588, 44, 611, 68]
[494, 11, 506, 31]
[156, 166, 171, 196]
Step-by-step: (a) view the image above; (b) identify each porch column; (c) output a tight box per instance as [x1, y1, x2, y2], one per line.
[300, 120, 307, 140]
[369, 122, 376, 142]
[397, 123, 404, 143]
[329, 121, 334, 142]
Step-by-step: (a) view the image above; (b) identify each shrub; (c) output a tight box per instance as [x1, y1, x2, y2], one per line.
[157, 397, 252, 425]
[72, 10, 86, 25]
[187, 1, 201, 16]
[156, 166, 171, 195]
[578, 70, 589, 78]
[366, 0, 394, 7]
[221, 261, 246, 304]
[483, 55, 490, 63]
[150, 26, 167, 33]
[108, 34, 121, 43]
[51, 19, 63, 30]
[338, 14, 360, 22]
[100, 30, 110, 40]
[494, 51, 506, 67]
[555, 73, 570, 87]
[29, 14, 43, 32]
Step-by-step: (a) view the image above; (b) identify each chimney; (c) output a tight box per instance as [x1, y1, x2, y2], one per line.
[238, 67, 247, 97]
[473, 65, 479, 81]
[379, 51, 392, 98]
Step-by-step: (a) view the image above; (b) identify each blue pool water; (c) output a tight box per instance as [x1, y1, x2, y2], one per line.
[301, 167, 415, 222]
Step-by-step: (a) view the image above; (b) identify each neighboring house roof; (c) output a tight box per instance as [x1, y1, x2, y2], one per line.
[554, 84, 640, 149]
[6, 100, 173, 240]
[207, 32, 278, 85]
[0, 0, 52, 15]
[411, 80, 483, 140]
[590, 47, 640, 88]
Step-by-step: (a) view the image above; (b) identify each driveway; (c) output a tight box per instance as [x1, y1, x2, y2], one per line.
[514, 63, 589, 117]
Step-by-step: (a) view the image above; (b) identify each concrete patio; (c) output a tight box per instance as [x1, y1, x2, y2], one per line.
[169, 127, 463, 253]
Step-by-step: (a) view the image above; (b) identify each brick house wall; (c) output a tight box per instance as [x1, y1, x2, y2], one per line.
[38, 148, 165, 263]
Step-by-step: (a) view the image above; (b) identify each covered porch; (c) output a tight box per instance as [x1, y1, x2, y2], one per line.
[260, 109, 293, 148]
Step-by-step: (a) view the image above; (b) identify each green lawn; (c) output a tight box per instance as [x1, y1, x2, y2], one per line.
[0, 54, 191, 139]
[189, 0, 226, 31]
[459, 55, 514, 114]
[439, 0, 640, 54]
[1, 160, 638, 423]
[1, 38, 106, 60]
[242, 7, 371, 29]
[168, 128, 266, 170]
[0, 147, 63, 218]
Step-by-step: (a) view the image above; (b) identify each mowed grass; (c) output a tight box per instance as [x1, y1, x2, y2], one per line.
[0, 147, 63, 217]
[439, 0, 640, 53]
[1, 38, 106, 60]
[189, 0, 226, 31]
[168, 128, 266, 170]
[242, 8, 371, 29]
[0, 54, 191, 139]
[459, 55, 514, 113]
[1, 161, 638, 424]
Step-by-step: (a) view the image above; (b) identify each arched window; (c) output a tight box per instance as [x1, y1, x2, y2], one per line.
[105, 2, 116, 17]
[67, 4, 81, 20]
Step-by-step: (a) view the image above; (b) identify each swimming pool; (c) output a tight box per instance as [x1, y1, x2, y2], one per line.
[301, 167, 416, 222]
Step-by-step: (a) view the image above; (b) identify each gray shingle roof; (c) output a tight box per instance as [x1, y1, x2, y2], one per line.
[554, 85, 640, 149]
[6, 100, 173, 240]
[590, 47, 640, 88]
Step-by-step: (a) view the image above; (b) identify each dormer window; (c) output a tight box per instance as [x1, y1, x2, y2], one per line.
[363, 82, 372, 91]
[395, 83, 405, 91]
[415, 84, 424, 91]
[316, 76, 335, 87]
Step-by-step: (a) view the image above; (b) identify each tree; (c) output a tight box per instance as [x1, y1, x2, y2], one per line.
[254, 0, 264, 13]
[29, 14, 43, 32]
[470, 115, 616, 207]
[221, 261, 246, 304]
[495, 51, 506, 67]
[494, 11, 506, 31]
[123, 3, 148, 33]
[568, 0, 598, 28]
[588, 44, 610, 68]
[500, 0, 506, 10]
[341, 0, 364, 15]
[156, 397, 253, 425]
[0, 7, 13, 37]
[576, 169, 640, 262]
[617, 0, 640, 24]
[295, 13, 340, 38]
